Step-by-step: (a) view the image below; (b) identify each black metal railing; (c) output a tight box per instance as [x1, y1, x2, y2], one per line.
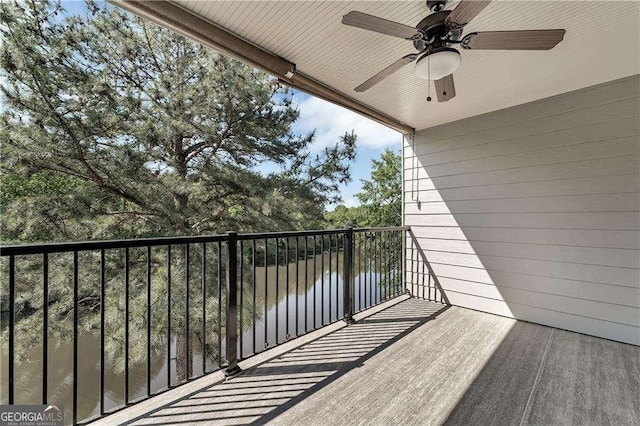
[0, 226, 443, 424]
[405, 228, 449, 305]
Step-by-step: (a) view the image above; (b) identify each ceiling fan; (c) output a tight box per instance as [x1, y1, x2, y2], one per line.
[342, 0, 566, 102]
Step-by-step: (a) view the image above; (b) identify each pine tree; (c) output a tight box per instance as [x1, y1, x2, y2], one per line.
[0, 0, 356, 398]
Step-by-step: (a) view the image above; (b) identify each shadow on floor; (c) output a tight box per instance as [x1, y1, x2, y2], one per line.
[124, 298, 449, 425]
[444, 322, 640, 425]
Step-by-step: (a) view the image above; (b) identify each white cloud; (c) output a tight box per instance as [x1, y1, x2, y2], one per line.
[341, 194, 359, 208]
[292, 93, 401, 152]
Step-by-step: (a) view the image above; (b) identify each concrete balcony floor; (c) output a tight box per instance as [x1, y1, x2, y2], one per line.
[94, 297, 640, 425]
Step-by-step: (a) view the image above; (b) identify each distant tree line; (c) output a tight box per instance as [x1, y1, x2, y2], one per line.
[325, 149, 402, 228]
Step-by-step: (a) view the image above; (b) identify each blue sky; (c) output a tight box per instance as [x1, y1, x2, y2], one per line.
[289, 90, 401, 207]
[61, 0, 402, 208]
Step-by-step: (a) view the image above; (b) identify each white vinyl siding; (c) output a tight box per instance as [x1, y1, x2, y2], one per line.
[404, 75, 640, 345]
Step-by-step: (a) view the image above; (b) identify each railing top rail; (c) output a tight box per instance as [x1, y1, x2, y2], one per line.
[352, 226, 408, 233]
[0, 226, 410, 256]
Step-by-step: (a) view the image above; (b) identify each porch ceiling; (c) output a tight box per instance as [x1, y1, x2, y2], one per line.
[165, 1, 638, 131]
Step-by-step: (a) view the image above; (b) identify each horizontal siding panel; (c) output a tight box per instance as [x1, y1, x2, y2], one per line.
[415, 117, 639, 166]
[479, 257, 639, 287]
[405, 212, 640, 230]
[422, 137, 639, 178]
[410, 98, 640, 158]
[431, 263, 495, 285]
[404, 154, 640, 188]
[445, 291, 515, 317]
[460, 227, 640, 249]
[441, 279, 638, 325]
[415, 174, 640, 201]
[404, 76, 640, 343]
[417, 80, 640, 148]
[409, 226, 640, 249]
[444, 291, 639, 345]
[439, 274, 640, 308]
[416, 239, 639, 269]
[500, 273, 640, 308]
[431, 255, 639, 287]
[405, 195, 640, 213]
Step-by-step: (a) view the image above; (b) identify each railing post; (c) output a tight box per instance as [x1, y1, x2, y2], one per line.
[343, 226, 355, 324]
[224, 231, 242, 377]
[403, 227, 409, 296]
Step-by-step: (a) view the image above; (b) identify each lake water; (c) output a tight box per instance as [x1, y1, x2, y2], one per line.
[0, 251, 400, 424]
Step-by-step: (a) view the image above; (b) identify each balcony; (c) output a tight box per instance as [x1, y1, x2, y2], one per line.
[2, 226, 638, 425]
[94, 296, 639, 426]
[2, 226, 448, 424]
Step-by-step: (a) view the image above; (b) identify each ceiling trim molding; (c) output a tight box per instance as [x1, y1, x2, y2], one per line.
[109, 0, 414, 134]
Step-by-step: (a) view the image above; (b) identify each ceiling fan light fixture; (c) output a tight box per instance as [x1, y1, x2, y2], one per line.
[414, 48, 461, 81]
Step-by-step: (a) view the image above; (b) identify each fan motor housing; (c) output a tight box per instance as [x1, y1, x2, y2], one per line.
[413, 10, 460, 52]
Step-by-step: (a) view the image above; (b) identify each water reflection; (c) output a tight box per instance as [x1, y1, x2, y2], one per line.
[0, 251, 399, 424]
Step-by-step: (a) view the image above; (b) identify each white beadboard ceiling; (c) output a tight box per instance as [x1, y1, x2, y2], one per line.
[173, 0, 640, 131]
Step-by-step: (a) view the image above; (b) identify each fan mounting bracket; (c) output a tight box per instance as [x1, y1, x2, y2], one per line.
[426, 0, 448, 12]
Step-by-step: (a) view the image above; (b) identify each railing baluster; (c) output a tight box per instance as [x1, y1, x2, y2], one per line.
[224, 232, 240, 377]
[343, 227, 354, 323]
[202, 242, 207, 375]
[422, 259, 427, 300]
[391, 231, 395, 296]
[381, 232, 384, 301]
[146, 246, 152, 396]
[285, 237, 289, 339]
[264, 238, 268, 349]
[295, 236, 299, 337]
[387, 232, 391, 298]
[125, 247, 130, 403]
[217, 241, 222, 367]
[8, 255, 14, 405]
[410, 232, 415, 297]
[167, 245, 172, 388]
[335, 233, 339, 319]
[185, 243, 190, 379]
[359, 233, 363, 311]
[239, 240, 243, 359]
[328, 235, 332, 322]
[380, 232, 384, 302]
[304, 237, 308, 333]
[321, 236, 325, 325]
[73, 251, 78, 424]
[378, 232, 381, 304]
[364, 233, 368, 309]
[389, 232, 392, 296]
[312, 236, 317, 329]
[397, 231, 402, 295]
[252, 239, 257, 356]
[275, 238, 279, 344]
[42, 253, 48, 404]
[100, 249, 106, 415]
[388, 232, 392, 298]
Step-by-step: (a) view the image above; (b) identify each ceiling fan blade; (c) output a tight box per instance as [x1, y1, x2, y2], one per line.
[355, 54, 418, 92]
[342, 11, 420, 40]
[462, 30, 566, 50]
[434, 74, 456, 102]
[446, 1, 491, 28]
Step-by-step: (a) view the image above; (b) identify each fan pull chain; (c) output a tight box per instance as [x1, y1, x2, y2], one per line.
[426, 52, 432, 102]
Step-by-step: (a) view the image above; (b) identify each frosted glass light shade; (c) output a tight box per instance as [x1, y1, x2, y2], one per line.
[415, 48, 461, 81]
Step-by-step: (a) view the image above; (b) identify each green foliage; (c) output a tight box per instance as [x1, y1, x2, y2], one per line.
[0, 0, 356, 243]
[0, 0, 356, 383]
[325, 148, 401, 228]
